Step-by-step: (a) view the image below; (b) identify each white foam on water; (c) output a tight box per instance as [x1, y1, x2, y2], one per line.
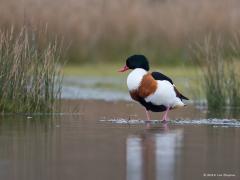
[99, 118, 240, 127]
[173, 118, 240, 127]
[99, 119, 162, 124]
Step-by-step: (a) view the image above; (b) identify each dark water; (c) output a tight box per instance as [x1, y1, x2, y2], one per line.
[0, 114, 239, 180]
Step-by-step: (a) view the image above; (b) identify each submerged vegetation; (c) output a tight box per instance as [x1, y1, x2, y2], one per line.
[0, 27, 63, 113]
[192, 36, 240, 111]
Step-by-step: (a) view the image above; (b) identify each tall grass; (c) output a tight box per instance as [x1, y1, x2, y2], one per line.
[0, 27, 63, 113]
[192, 36, 240, 110]
[1, 0, 240, 64]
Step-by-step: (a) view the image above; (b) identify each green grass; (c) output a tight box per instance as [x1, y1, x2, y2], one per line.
[64, 63, 198, 77]
[64, 64, 126, 77]
[63, 64, 201, 100]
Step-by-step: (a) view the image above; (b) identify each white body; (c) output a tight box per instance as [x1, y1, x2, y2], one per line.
[145, 81, 184, 107]
[127, 69, 184, 108]
[127, 68, 147, 91]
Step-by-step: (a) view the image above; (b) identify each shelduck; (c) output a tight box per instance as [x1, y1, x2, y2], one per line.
[118, 55, 189, 122]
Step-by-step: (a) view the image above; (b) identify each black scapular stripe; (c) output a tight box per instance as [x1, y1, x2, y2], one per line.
[151, 72, 173, 84]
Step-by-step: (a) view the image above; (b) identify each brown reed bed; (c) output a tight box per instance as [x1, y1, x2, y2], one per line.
[1, 0, 240, 64]
[0, 27, 63, 113]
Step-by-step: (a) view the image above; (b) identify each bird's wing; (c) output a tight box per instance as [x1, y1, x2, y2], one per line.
[151, 71, 173, 84]
[151, 71, 189, 100]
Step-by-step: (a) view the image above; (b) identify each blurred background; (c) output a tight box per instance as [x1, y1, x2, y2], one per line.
[1, 2, 240, 180]
[1, 0, 240, 64]
[0, 0, 240, 114]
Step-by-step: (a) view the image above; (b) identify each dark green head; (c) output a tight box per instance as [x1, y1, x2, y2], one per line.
[118, 55, 150, 72]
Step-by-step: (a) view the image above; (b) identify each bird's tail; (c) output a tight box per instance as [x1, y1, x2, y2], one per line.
[173, 99, 185, 109]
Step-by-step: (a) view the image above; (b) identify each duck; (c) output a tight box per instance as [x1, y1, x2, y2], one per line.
[118, 54, 189, 122]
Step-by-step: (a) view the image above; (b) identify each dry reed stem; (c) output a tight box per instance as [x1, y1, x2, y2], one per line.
[0, 27, 63, 113]
[1, 0, 240, 63]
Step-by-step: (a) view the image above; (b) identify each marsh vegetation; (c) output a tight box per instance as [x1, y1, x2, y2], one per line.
[1, 0, 240, 64]
[0, 27, 63, 113]
[192, 36, 240, 111]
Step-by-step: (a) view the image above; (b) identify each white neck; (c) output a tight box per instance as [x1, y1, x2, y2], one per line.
[127, 68, 147, 91]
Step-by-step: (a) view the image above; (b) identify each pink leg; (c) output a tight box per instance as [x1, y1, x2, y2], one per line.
[162, 106, 170, 122]
[145, 109, 150, 121]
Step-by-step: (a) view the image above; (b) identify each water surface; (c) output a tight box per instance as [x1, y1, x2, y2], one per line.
[0, 111, 239, 180]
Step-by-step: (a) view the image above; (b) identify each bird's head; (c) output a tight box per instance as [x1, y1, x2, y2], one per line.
[118, 54, 150, 72]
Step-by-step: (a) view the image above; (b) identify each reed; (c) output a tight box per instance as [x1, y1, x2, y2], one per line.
[191, 36, 240, 110]
[0, 27, 63, 113]
[1, 0, 240, 64]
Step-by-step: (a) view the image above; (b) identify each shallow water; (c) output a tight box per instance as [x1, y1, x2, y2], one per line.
[0, 112, 239, 180]
[62, 76, 130, 101]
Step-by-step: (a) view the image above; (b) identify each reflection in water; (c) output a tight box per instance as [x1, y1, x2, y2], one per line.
[127, 137, 143, 180]
[1, 114, 240, 180]
[155, 130, 183, 180]
[0, 115, 57, 180]
[126, 127, 183, 180]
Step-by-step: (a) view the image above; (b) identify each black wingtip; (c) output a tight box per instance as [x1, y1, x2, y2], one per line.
[181, 95, 189, 100]
[173, 86, 189, 100]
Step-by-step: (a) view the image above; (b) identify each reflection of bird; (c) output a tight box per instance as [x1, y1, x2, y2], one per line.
[118, 55, 189, 122]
